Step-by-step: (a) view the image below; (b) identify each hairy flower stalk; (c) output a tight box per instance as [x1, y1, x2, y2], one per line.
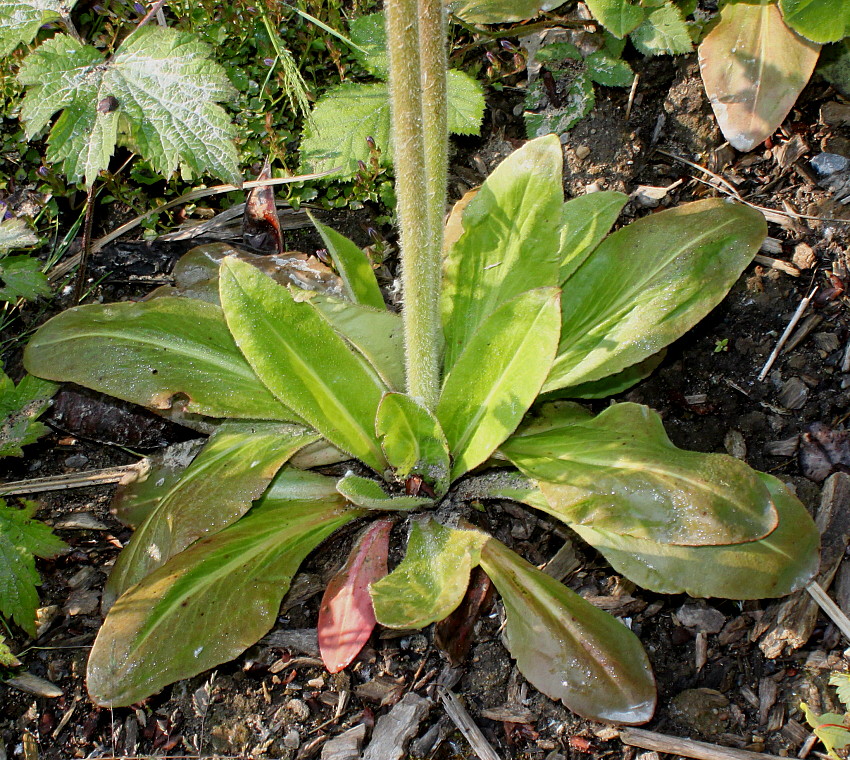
[385, 0, 448, 410]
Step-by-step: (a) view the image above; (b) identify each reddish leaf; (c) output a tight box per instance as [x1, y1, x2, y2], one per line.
[434, 566, 494, 666]
[319, 518, 392, 673]
[242, 158, 284, 254]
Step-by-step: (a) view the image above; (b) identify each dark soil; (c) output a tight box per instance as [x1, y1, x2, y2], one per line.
[4, 24, 850, 760]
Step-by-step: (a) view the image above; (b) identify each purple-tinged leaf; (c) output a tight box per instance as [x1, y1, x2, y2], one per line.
[480, 538, 656, 725]
[698, 0, 820, 152]
[319, 518, 392, 673]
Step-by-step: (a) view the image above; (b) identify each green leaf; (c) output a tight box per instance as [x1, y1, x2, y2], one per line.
[629, 2, 693, 56]
[0, 372, 56, 458]
[551, 352, 665, 400]
[801, 703, 850, 760]
[335, 473, 433, 511]
[349, 12, 388, 78]
[524, 70, 595, 139]
[480, 538, 656, 724]
[300, 82, 391, 177]
[308, 216, 385, 310]
[545, 199, 765, 392]
[87, 496, 362, 706]
[23, 296, 298, 422]
[446, 70, 486, 136]
[0, 255, 50, 302]
[310, 296, 405, 391]
[570, 472, 819, 598]
[301, 74, 484, 178]
[558, 191, 627, 284]
[437, 288, 561, 480]
[780, 0, 850, 44]
[442, 135, 563, 370]
[831, 673, 850, 710]
[18, 27, 240, 187]
[103, 422, 319, 608]
[371, 519, 487, 629]
[0, 0, 78, 56]
[819, 41, 850, 97]
[698, 0, 820, 152]
[376, 392, 451, 495]
[0, 633, 21, 667]
[0, 218, 38, 253]
[584, 0, 646, 38]
[0, 500, 67, 635]
[501, 402, 778, 546]
[585, 51, 635, 86]
[219, 257, 388, 472]
[447, 0, 564, 23]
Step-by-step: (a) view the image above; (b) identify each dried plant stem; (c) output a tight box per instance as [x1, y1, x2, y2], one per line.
[620, 728, 788, 760]
[386, 0, 447, 409]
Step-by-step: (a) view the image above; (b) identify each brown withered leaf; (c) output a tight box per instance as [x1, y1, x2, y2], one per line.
[434, 566, 494, 666]
[242, 158, 284, 254]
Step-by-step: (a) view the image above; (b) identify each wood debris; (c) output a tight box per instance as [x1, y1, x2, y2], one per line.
[360, 692, 431, 760]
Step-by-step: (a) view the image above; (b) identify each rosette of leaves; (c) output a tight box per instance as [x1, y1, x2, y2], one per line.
[523, 39, 634, 138]
[24, 133, 818, 719]
[299, 12, 485, 178]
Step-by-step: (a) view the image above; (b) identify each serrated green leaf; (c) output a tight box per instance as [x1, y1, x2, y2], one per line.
[524, 70, 596, 138]
[103, 422, 319, 609]
[300, 74, 483, 178]
[780, 0, 850, 44]
[438, 288, 561, 480]
[801, 703, 850, 759]
[349, 12, 388, 78]
[371, 519, 487, 629]
[558, 191, 627, 284]
[629, 2, 693, 56]
[0, 219, 38, 253]
[87, 496, 362, 706]
[584, 0, 646, 38]
[308, 216, 385, 310]
[831, 673, 850, 710]
[480, 537, 656, 724]
[442, 135, 563, 370]
[570, 472, 818, 598]
[0, 372, 56, 458]
[0, 255, 50, 301]
[0, 0, 78, 56]
[0, 500, 67, 635]
[376, 392, 450, 495]
[446, 70, 486, 135]
[335, 473, 432, 511]
[545, 199, 765, 392]
[300, 82, 392, 177]
[24, 296, 299, 422]
[219, 257, 388, 472]
[501, 402, 778, 546]
[447, 0, 563, 23]
[698, 0, 820, 152]
[18, 27, 240, 187]
[585, 51, 635, 86]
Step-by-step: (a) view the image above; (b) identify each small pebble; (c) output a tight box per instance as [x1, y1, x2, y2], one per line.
[64, 454, 89, 468]
[575, 145, 590, 159]
[810, 152, 849, 176]
[283, 729, 300, 750]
